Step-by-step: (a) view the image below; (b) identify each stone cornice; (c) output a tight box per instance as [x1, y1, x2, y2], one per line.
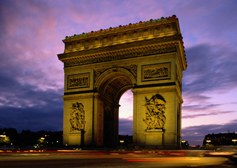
[63, 15, 180, 42]
[59, 39, 179, 67]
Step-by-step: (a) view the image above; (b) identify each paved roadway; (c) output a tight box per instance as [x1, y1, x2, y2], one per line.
[0, 150, 236, 168]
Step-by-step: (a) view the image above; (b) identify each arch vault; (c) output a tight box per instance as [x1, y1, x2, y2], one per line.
[57, 15, 187, 148]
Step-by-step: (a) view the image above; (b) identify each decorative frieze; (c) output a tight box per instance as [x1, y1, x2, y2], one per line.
[67, 73, 90, 89]
[63, 43, 177, 67]
[142, 62, 171, 82]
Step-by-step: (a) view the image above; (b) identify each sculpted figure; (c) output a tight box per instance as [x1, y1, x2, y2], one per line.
[143, 94, 166, 130]
[69, 102, 86, 131]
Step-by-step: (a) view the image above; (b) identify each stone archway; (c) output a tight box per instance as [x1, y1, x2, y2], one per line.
[95, 67, 135, 147]
[58, 15, 187, 148]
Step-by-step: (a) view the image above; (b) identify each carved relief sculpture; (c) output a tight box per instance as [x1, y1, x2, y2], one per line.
[142, 63, 171, 82]
[69, 102, 86, 132]
[143, 94, 166, 130]
[67, 73, 90, 89]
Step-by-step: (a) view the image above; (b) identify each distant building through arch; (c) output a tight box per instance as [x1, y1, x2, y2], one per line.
[57, 15, 187, 149]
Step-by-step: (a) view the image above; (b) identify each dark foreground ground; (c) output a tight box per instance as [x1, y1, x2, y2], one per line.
[0, 149, 237, 168]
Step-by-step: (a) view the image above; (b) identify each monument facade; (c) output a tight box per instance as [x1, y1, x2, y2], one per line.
[57, 15, 187, 148]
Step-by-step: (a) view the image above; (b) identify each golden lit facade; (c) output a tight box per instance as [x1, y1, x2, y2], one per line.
[58, 15, 187, 148]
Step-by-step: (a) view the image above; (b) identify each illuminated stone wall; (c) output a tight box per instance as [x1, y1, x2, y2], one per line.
[58, 15, 187, 148]
[132, 52, 183, 148]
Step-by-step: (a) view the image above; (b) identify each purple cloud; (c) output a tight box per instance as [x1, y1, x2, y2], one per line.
[183, 44, 237, 94]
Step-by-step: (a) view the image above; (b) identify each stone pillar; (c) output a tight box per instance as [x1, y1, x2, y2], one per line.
[103, 100, 119, 147]
[62, 93, 94, 146]
[92, 93, 104, 147]
[133, 85, 181, 148]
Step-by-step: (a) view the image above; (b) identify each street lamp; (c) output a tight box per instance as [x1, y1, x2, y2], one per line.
[232, 139, 237, 145]
[206, 140, 211, 143]
[206, 139, 212, 147]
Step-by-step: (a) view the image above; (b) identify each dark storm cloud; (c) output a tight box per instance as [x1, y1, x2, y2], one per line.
[0, 101, 63, 131]
[182, 120, 237, 145]
[0, 58, 63, 130]
[0, 80, 63, 131]
[181, 43, 237, 122]
[0, 47, 61, 105]
[0, 60, 63, 131]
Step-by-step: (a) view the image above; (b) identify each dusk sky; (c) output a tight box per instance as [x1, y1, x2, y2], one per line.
[0, 0, 237, 145]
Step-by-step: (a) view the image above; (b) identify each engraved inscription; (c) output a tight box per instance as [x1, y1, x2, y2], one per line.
[67, 73, 90, 89]
[142, 63, 171, 81]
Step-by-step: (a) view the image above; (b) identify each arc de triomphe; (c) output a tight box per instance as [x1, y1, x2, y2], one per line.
[57, 15, 187, 148]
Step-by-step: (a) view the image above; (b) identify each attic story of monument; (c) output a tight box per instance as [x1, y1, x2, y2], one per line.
[57, 15, 187, 148]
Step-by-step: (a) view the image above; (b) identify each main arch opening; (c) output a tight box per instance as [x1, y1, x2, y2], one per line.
[96, 69, 135, 147]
